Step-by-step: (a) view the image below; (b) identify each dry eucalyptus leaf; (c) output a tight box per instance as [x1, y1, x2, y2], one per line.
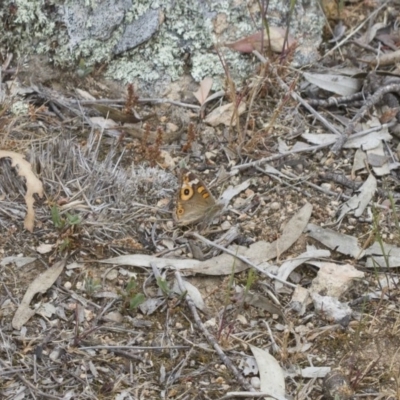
[358, 22, 386, 45]
[276, 248, 331, 284]
[172, 278, 205, 311]
[12, 260, 66, 329]
[244, 292, 283, 316]
[303, 72, 362, 96]
[365, 241, 400, 268]
[89, 116, 119, 129]
[250, 345, 286, 400]
[0, 150, 44, 232]
[193, 77, 213, 105]
[276, 202, 313, 258]
[307, 224, 365, 259]
[352, 149, 367, 177]
[75, 88, 96, 100]
[337, 174, 376, 221]
[301, 367, 331, 378]
[0, 256, 37, 268]
[224, 27, 295, 53]
[367, 141, 390, 176]
[205, 102, 246, 126]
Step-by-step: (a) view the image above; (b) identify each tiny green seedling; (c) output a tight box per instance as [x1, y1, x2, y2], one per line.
[121, 278, 146, 311]
[51, 205, 81, 229]
[84, 276, 102, 297]
[156, 276, 171, 296]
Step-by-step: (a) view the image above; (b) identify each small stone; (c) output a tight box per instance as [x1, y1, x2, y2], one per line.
[242, 221, 255, 229]
[233, 197, 246, 208]
[251, 377, 261, 389]
[220, 221, 231, 230]
[49, 348, 62, 361]
[64, 281, 72, 290]
[104, 311, 123, 323]
[270, 202, 280, 210]
[236, 314, 248, 325]
[105, 269, 118, 281]
[323, 369, 353, 400]
[166, 122, 179, 132]
[205, 151, 217, 160]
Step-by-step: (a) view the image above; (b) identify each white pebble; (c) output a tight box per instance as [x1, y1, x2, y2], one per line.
[64, 281, 72, 290]
[251, 377, 261, 389]
[270, 202, 280, 210]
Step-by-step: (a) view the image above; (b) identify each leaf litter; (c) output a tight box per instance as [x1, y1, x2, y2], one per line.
[1, 2, 400, 400]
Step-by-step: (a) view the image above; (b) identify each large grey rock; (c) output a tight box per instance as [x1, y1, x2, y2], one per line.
[1, 0, 325, 96]
[113, 8, 161, 55]
[62, 0, 132, 47]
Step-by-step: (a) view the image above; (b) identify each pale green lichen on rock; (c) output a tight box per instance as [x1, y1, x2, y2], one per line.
[14, 0, 48, 25]
[127, 0, 162, 19]
[11, 100, 30, 116]
[2, 0, 57, 58]
[0, 0, 324, 95]
[0, 0, 257, 92]
[106, 0, 257, 92]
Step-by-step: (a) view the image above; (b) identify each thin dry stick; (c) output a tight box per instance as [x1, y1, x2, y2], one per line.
[174, 271, 255, 393]
[0, 359, 62, 400]
[231, 118, 394, 172]
[231, 141, 334, 171]
[218, 392, 283, 400]
[322, 0, 390, 59]
[189, 232, 296, 288]
[79, 345, 188, 350]
[252, 50, 342, 137]
[331, 82, 400, 154]
[307, 92, 364, 107]
[71, 97, 201, 110]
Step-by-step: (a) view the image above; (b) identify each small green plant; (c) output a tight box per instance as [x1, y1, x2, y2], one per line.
[76, 58, 94, 77]
[121, 278, 146, 311]
[156, 276, 171, 296]
[218, 253, 257, 340]
[371, 206, 391, 270]
[129, 293, 146, 309]
[388, 192, 400, 233]
[51, 205, 81, 229]
[59, 237, 72, 252]
[84, 276, 102, 297]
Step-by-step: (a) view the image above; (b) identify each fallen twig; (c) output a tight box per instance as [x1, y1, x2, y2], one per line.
[322, 0, 390, 59]
[78, 345, 189, 350]
[330, 82, 400, 154]
[0, 358, 62, 400]
[71, 97, 201, 110]
[218, 392, 283, 400]
[307, 92, 364, 108]
[174, 271, 255, 393]
[231, 142, 334, 171]
[252, 50, 342, 138]
[188, 232, 296, 288]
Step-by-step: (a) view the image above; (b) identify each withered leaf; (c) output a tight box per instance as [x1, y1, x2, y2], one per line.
[224, 27, 296, 54]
